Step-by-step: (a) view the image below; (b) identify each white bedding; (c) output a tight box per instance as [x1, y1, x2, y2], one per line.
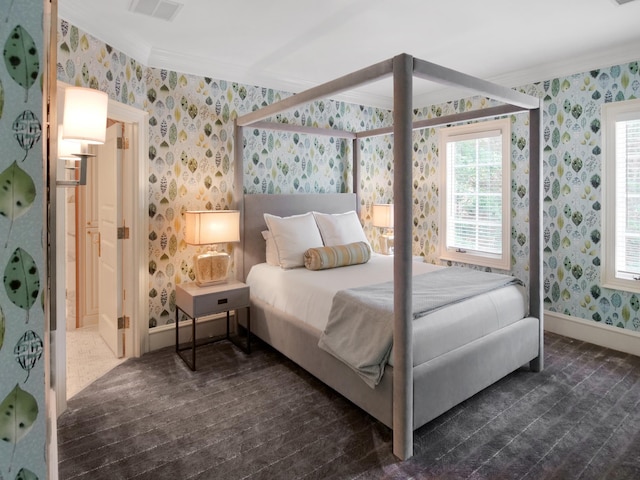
[246, 254, 527, 367]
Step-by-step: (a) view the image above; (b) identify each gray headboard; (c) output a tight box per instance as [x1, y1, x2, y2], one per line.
[239, 193, 357, 280]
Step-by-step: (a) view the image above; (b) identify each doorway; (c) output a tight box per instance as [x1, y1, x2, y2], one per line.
[53, 83, 149, 414]
[65, 121, 130, 398]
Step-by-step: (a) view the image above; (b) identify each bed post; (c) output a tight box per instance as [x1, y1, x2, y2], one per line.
[234, 119, 245, 282]
[528, 106, 544, 372]
[392, 53, 414, 460]
[353, 138, 360, 213]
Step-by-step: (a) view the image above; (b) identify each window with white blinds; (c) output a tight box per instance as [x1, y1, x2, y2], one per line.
[439, 118, 511, 270]
[602, 98, 640, 292]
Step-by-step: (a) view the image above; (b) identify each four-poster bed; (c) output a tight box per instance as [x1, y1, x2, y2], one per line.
[232, 53, 543, 460]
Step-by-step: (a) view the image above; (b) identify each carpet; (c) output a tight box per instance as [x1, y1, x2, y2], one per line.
[57, 332, 640, 479]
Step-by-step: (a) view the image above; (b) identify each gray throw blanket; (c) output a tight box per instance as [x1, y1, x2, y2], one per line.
[318, 267, 523, 388]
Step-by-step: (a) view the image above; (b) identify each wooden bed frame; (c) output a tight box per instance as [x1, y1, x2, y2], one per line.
[233, 54, 543, 460]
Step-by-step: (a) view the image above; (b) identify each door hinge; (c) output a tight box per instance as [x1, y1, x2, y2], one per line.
[118, 316, 130, 329]
[117, 226, 130, 239]
[117, 136, 130, 150]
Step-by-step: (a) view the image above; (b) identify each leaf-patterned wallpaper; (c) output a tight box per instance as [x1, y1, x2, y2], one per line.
[57, 19, 640, 334]
[0, 1, 46, 478]
[540, 69, 640, 328]
[57, 20, 391, 328]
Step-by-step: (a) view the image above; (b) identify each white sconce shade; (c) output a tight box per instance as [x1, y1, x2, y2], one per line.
[184, 210, 241, 286]
[62, 87, 109, 144]
[185, 210, 240, 245]
[372, 203, 394, 229]
[57, 125, 80, 160]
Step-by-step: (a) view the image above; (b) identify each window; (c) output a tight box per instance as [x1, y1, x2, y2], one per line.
[439, 118, 511, 270]
[602, 98, 640, 293]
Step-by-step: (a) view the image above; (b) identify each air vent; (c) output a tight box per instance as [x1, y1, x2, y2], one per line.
[129, 0, 184, 21]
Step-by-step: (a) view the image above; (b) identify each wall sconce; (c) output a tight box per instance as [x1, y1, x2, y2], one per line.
[56, 87, 108, 187]
[57, 126, 85, 185]
[184, 210, 240, 286]
[372, 203, 394, 255]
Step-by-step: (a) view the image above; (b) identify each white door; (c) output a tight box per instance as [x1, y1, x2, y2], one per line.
[97, 123, 124, 357]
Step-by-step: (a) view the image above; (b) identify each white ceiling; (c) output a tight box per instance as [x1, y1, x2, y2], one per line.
[58, 0, 640, 109]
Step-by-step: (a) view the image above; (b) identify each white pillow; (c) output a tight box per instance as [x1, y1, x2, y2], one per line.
[264, 212, 324, 269]
[313, 211, 371, 248]
[261, 230, 279, 266]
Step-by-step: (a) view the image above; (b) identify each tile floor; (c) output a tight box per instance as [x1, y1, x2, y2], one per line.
[66, 325, 127, 399]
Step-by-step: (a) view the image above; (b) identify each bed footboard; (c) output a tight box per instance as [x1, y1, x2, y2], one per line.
[412, 316, 539, 429]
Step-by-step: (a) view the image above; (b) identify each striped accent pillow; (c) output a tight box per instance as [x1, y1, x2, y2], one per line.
[304, 241, 371, 270]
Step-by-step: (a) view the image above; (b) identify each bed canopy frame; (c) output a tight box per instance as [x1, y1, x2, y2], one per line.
[233, 53, 543, 460]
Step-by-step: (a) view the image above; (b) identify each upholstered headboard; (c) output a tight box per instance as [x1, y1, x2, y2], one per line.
[239, 193, 357, 280]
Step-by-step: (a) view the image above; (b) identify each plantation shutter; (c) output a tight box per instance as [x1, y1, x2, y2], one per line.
[615, 118, 640, 276]
[445, 130, 504, 256]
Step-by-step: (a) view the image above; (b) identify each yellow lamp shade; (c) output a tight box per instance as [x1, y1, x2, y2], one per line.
[372, 203, 394, 228]
[185, 210, 240, 286]
[372, 204, 394, 255]
[184, 210, 240, 245]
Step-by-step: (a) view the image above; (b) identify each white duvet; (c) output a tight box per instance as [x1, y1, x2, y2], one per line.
[246, 254, 527, 367]
[246, 254, 440, 330]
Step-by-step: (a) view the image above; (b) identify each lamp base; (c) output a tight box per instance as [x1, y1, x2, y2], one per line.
[194, 250, 230, 286]
[379, 232, 394, 255]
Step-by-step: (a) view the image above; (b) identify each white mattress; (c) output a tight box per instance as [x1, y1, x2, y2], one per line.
[246, 254, 527, 367]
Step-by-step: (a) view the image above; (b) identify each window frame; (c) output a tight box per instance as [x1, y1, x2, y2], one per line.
[439, 118, 511, 270]
[601, 98, 640, 294]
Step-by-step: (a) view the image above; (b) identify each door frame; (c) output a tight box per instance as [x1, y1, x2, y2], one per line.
[53, 82, 149, 415]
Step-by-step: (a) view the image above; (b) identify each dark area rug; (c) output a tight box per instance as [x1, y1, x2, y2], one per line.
[57, 332, 640, 479]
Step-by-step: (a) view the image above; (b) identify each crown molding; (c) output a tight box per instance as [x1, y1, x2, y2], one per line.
[495, 40, 640, 88]
[148, 47, 397, 110]
[144, 41, 640, 111]
[58, 8, 153, 69]
[151, 41, 640, 110]
[415, 40, 640, 108]
[58, 8, 640, 111]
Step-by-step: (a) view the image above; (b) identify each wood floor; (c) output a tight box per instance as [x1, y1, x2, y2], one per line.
[57, 332, 640, 479]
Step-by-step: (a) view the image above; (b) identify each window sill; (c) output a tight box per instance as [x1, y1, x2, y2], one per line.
[602, 277, 640, 295]
[439, 250, 510, 271]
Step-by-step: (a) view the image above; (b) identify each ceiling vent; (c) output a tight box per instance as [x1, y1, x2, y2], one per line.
[129, 0, 184, 21]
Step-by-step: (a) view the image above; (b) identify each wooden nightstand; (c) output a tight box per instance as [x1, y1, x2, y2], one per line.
[175, 280, 251, 370]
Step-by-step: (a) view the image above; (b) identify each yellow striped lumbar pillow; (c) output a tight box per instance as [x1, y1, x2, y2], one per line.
[304, 241, 371, 270]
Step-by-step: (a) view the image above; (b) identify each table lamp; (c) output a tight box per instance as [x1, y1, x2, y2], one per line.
[372, 203, 394, 255]
[185, 210, 240, 286]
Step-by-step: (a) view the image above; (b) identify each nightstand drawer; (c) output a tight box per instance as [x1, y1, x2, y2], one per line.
[193, 286, 249, 317]
[176, 281, 250, 318]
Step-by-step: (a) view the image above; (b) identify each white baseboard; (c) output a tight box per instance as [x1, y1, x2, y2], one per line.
[544, 310, 640, 357]
[48, 387, 59, 480]
[148, 313, 232, 351]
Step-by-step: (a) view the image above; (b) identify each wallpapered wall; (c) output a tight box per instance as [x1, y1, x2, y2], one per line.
[406, 67, 640, 330]
[56, 19, 640, 334]
[56, 20, 391, 328]
[540, 69, 640, 328]
[0, 1, 46, 478]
